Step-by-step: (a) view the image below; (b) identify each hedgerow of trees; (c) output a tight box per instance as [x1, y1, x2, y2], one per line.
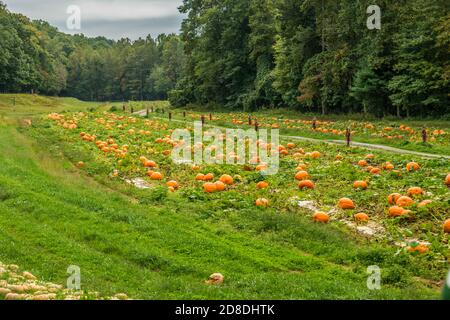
[0, 0, 448, 117]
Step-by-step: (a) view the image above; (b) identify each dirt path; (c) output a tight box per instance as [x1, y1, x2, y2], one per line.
[135, 110, 450, 160]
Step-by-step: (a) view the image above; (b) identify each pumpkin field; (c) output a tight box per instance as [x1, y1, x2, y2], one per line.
[0, 94, 449, 300]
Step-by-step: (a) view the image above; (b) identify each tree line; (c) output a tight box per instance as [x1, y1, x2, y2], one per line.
[0, 1, 185, 101]
[171, 0, 449, 117]
[1, 1, 449, 117]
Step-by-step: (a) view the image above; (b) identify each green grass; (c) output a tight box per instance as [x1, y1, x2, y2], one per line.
[0, 94, 446, 299]
[0, 94, 108, 119]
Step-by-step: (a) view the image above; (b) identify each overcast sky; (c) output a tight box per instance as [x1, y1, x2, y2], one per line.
[4, 0, 185, 40]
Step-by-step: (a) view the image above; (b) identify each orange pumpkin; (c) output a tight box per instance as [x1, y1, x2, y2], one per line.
[256, 181, 269, 189]
[310, 151, 321, 159]
[76, 161, 85, 168]
[256, 164, 268, 171]
[365, 154, 375, 159]
[287, 143, 296, 149]
[296, 163, 307, 171]
[298, 180, 315, 190]
[407, 187, 423, 197]
[195, 174, 205, 181]
[144, 160, 157, 168]
[313, 212, 329, 223]
[204, 173, 215, 181]
[214, 181, 226, 192]
[203, 182, 217, 193]
[219, 174, 234, 185]
[354, 213, 369, 222]
[338, 198, 355, 210]
[295, 171, 309, 181]
[358, 160, 368, 167]
[192, 165, 201, 171]
[353, 181, 368, 190]
[166, 180, 179, 189]
[445, 174, 450, 186]
[370, 167, 381, 175]
[406, 162, 420, 171]
[388, 206, 410, 217]
[256, 198, 269, 208]
[388, 193, 402, 204]
[443, 219, 450, 233]
[383, 162, 394, 170]
[150, 172, 163, 180]
[396, 196, 414, 207]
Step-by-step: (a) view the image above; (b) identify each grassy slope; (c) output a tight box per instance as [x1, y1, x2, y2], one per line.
[0, 94, 443, 299]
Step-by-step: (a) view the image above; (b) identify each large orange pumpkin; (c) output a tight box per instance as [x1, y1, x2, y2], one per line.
[150, 172, 163, 180]
[445, 174, 450, 186]
[353, 181, 368, 190]
[295, 171, 309, 181]
[214, 181, 226, 191]
[406, 162, 420, 171]
[396, 196, 414, 207]
[358, 160, 368, 167]
[256, 198, 269, 208]
[166, 180, 179, 189]
[256, 164, 268, 171]
[388, 206, 410, 217]
[407, 187, 423, 197]
[310, 151, 321, 159]
[195, 174, 205, 181]
[338, 198, 355, 210]
[256, 181, 269, 189]
[388, 193, 402, 204]
[219, 174, 234, 185]
[203, 182, 217, 193]
[298, 180, 315, 190]
[383, 162, 394, 170]
[354, 213, 369, 222]
[313, 212, 329, 223]
[144, 160, 157, 168]
[444, 219, 450, 233]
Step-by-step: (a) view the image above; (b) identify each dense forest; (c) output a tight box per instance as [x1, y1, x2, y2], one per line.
[0, 0, 449, 117]
[0, 1, 185, 101]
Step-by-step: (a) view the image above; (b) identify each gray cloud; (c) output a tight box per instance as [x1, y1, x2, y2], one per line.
[4, 0, 184, 39]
